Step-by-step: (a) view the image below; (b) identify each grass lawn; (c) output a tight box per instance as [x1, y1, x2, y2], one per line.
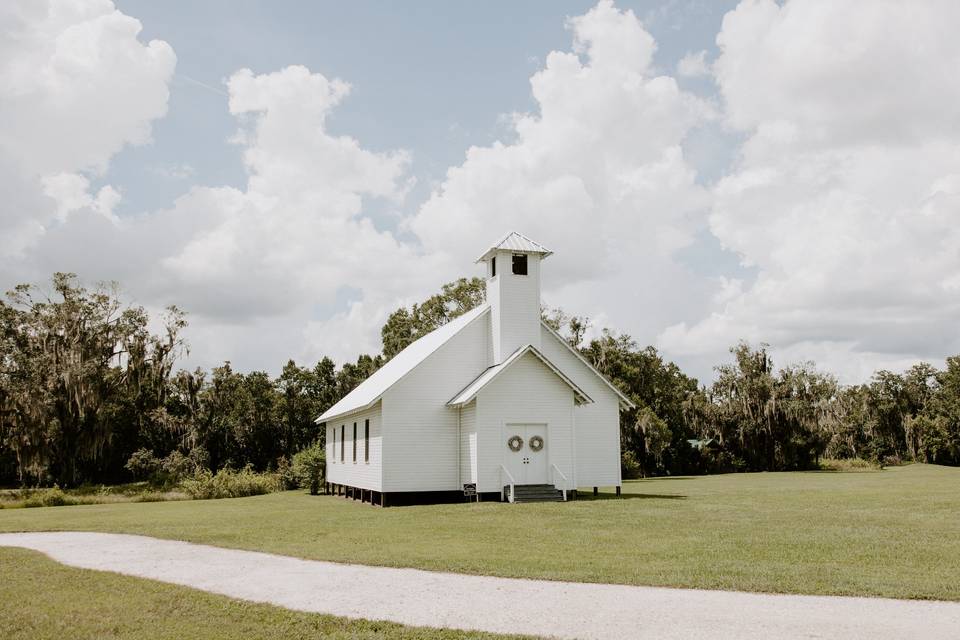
[0, 548, 525, 640]
[2, 464, 958, 600]
[0, 482, 189, 508]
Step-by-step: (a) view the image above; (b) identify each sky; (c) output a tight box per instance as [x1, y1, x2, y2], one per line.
[1, 0, 959, 384]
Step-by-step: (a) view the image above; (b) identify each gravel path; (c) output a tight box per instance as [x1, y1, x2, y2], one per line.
[2, 531, 958, 639]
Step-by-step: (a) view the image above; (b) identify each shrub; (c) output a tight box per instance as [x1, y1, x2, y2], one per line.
[881, 454, 904, 468]
[621, 451, 642, 479]
[276, 456, 298, 490]
[819, 457, 881, 472]
[180, 466, 282, 500]
[2, 484, 191, 509]
[697, 449, 747, 474]
[161, 450, 200, 482]
[126, 448, 209, 486]
[291, 442, 326, 495]
[23, 486, 70, 508]
[125, 448, 161, 481]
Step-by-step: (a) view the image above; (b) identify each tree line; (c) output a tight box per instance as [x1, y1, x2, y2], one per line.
[602, 338, 960, 477]
[1, 273, 958, 487]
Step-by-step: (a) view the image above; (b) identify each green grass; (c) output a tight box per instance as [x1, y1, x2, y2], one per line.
[1, 468, 286, 508]
[0, 547, 524, 640]
[2, 464, 958, 600]
[0, 483, 190, 509]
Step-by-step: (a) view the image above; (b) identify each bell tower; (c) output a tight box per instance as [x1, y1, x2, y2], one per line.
[477, 232, 553, 364]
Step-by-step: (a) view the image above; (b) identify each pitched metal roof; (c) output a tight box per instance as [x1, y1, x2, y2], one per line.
[476, 231, 553, 263]
[316, 304, 491, 424]
[447, 344, 593, 407]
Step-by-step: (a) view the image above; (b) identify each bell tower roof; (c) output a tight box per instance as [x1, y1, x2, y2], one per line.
[476, 231, 553, 263]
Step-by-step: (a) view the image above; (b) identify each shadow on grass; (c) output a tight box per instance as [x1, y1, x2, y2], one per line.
[577, 492, 686, 501]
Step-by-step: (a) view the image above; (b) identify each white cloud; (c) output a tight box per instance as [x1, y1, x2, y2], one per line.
[2, 0, 723, 373]
[8, 0, 957, 386]
[0, 0, 174, 176]
[154, 65, 437, 366]
[4, 65, 435, 370]
[42, 172, 120, 221]
[659, 0, 960, 381]
[0, 0, 174, 258]
[677, 50, 709, 77]
[0, 3, 429, 369]
[409, 0, 716, 346]
[714, 0, 960, 148]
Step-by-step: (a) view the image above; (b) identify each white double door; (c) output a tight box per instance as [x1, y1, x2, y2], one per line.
[503, 424, 548, 485]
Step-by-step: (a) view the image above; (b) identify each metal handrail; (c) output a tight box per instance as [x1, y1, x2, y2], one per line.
[499, 464, 516, 503]
[551, 463, 569, 501]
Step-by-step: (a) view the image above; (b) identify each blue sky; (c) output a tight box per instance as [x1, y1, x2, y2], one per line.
[108, 0, 736, 223]
[3, 0, 959, 383]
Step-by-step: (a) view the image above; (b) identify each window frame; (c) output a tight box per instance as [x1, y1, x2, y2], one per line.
[491, 256, 496, 277]
[352, 422, 357, 463]
[340, 425, 345, 462]
[330, 426, 335, 463]
[364, 419, 370, 463]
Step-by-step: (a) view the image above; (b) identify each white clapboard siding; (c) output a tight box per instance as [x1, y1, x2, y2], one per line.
[380, 310, 490, 492]
[539, 325, 622, 487]
[459, 400, 478, 485]
[488, 250, 542, 363]
[325, 401, 383, 491]
[475, 351, 575, 493]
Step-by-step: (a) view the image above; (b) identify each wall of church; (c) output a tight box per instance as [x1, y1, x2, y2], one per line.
[475, 351, 575, 494]
[539, 325, 623, 488]
[325, 400, 383, 491]
[380, 309, 490, 492]
[459, 399, 478, 486]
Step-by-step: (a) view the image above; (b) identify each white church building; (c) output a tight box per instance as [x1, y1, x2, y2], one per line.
[318, 232, 633, 505]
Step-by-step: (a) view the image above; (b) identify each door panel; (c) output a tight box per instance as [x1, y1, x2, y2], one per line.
[503, 426, 525, 484]
[503, 424, 548, 485]
[525, 425, 547, 484]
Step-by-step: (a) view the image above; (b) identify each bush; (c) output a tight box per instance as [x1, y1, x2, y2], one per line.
[291, 442, 326, 495]
[180, 466, 282, 500]
[22, 486, 70, 508]
[695, 449, 747, 474]
[161, 451, 194, 481]
[126, 448, 209, 486]
[621, 451, 642, 479]
[1, 484, 191, 509]
[819, 457, 881, 472]
[125, 449, 161, 481]
[276, 456, 298, 490]
[881, 454, 904, 468]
